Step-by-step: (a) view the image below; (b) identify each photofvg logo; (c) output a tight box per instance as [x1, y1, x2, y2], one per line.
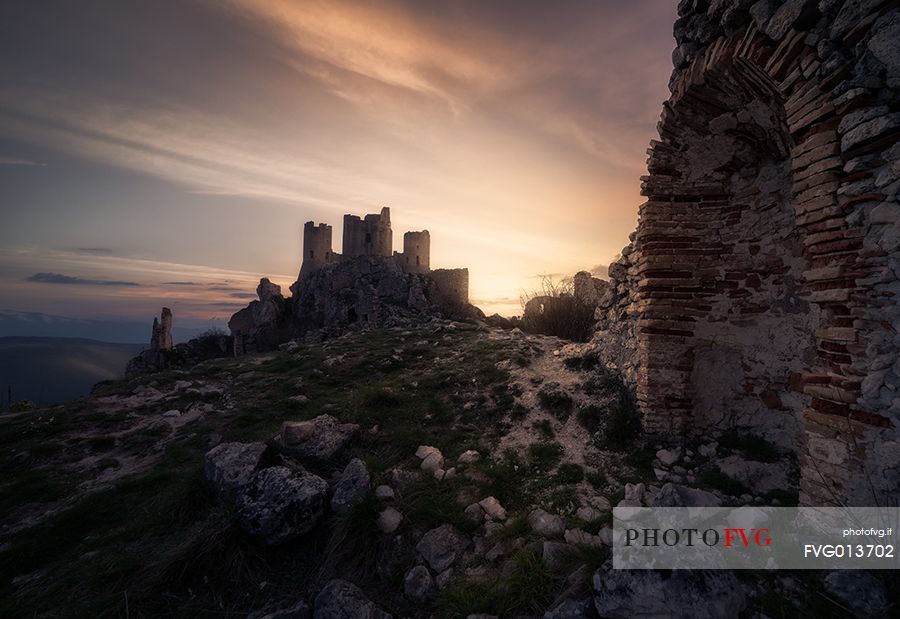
[613, 507, 899, 570]
[625, 526, 772, 548]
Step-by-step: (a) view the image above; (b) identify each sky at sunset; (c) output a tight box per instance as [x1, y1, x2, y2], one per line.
[0, 0, 677, 332]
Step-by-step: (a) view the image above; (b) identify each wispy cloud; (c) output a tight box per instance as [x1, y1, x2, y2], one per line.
[0, 157, 46, 166]
[26, 272, 142, 287]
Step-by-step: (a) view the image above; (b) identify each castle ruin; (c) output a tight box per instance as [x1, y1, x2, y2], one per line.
[298, 206, 467, 306]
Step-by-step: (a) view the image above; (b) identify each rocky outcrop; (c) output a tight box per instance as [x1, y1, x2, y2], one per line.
[126, 308, 231, 375]
[229, 278, 291, 355]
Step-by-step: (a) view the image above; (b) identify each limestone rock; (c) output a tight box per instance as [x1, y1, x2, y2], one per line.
[477, 496, 507, 521]
[204, 441, 267, 497]
[656, 447, 681, 467]
[236, 466, 329, 545]
[593, 560, 745, 618]
[457, 449, 481, 464]
[313, 579, 391, 619]
[565, 528, 603, 548]
[403, 565, 435, 602]
[375, 484, 394, 500]
[416, 524, 469, 572]
[279, 415, 359, 464]
[528, 508, 565, 537]
[331, 458, 370, 514]
[543, 598, 594, 619]
[377, 507, 403, 534]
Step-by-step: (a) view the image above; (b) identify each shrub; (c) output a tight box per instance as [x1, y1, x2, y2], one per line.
[520, 276, 595, 342]
[576, 405, 604, 434]
[537, 388, 573, 420]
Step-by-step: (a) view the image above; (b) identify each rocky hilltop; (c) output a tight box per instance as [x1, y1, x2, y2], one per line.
[4, 322, 889, 617]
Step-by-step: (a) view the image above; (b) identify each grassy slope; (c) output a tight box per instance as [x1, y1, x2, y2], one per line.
[0, 325, 563, 617]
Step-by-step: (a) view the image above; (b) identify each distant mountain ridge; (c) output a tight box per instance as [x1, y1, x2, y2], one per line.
[0, 310, 204, 343]
[0, 336, 144, 407]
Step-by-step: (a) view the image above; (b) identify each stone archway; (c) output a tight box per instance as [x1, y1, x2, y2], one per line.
[605, 4, 900, 507]
[637, 49, 815, 460]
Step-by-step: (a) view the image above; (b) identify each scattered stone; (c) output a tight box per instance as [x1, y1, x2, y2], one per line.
[416, 524, 469, 572]
[421, 451, 445, 473]
[236, 466, 329, 545]
[415, 445, 441, 459]
[279, 415, 359, 464]
[652, 483, 723, 507]
[403, 565, 435, 602]
[163, 409, 181, 418]
[331, 458, 370, 514]
[259, 601, 311, 619]
[576, 506, 602, 522]
[589, 496, 612, 512]
[593, 560, 745, 618]
[377, 507, 403, 534]
[204, 441, 267, 497]
[457, 449, 481, 464]
[288, 395, 308, 404]
[698, 442, 717, 458]
[544, 598, 594, 619]
[478, 496, 507, 521]
[528, 508, 565, 537]
[375, 484, 395, 500]
[313, 579, 391, 619]
[656, 447, 681, 467]
[565, 528, 603, 548]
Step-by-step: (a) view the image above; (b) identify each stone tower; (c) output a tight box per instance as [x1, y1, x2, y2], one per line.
[401, 230, 430, 274]
[300, 221, 333, 279]
[342, 207, 392, 258]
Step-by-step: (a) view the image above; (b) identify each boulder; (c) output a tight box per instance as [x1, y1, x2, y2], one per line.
[375, 484, 395, 500]
[203, 441, 267, 497]
[528, 508, 565, 537]
[279, 415, 359, 464]
[416, 524, 469, 572]
[593, 560, 745, 618]
[313, 579, 391, 619]
[543, 598, 594, 619]
[403, 565, 435, 602]
[331, 458, 370, 514]
[236, 466, 328, 545]
[565, 528, 603, 548]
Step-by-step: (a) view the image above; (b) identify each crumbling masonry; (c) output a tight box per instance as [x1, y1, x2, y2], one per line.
[597, 0, 900, 506]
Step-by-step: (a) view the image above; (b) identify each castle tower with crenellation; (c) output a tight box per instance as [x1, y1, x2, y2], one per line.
[299, 221, 334, 279]
[398, 230, 430, 274]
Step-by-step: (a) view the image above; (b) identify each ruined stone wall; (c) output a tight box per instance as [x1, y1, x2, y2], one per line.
[342, 207, 392, 258]
[430, 268, 469, 307]
[606, 0, 900, 506]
